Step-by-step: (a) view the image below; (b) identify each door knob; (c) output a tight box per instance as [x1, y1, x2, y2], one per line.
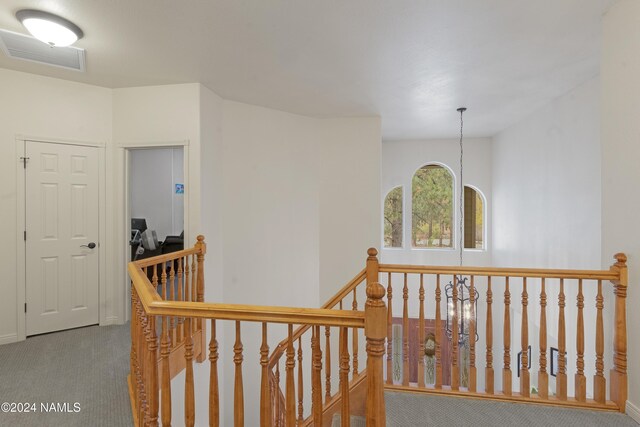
[80, 242, 97, 249]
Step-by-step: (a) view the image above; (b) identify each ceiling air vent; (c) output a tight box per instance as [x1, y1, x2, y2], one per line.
[0, 29, 85, 72]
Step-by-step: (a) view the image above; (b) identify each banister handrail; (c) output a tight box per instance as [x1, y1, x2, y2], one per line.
[268, 269, 367, 367]
[129, 263, 365, 328]
[133, 246, 203, 268]
[379, 263, 619, 280]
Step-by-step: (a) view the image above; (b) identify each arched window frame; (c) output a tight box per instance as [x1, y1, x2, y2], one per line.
[462, 184, 487, 251]
[411, 162, 456, 250]
[383, 185, 404, 249]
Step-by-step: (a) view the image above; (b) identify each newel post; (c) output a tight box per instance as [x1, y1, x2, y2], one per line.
[366, 247, 380, 286]
[365, 278, 386, 426]
[195, 235, 207, 305]
[610, 253, 628, 412]
[195, 235, 207, 363]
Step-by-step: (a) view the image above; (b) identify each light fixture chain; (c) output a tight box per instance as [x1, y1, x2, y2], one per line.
[458, 108, 465, 267]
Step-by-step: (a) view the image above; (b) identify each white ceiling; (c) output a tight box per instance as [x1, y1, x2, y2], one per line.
[0, 0, 618, 139]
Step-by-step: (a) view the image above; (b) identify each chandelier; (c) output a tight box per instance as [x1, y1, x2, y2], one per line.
[445, 107, 479, 344]
[445, 276, 479, 344]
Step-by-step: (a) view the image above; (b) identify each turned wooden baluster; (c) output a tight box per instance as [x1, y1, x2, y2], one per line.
[594, 280, 606, 404]
[365, 282, 386, 427]
[184, 256, 191, 302]
[485, 276, 494, 394]
[311, 326, 323, 425]
[275, 362, 281, 427]
[161, 266, 169, 353]
[325, 326, 332, 403]
[177, 258, 184, 343]
[210, 319, 220, 427]
[520, 278, 530, 397]
[435, 274, 442, 389]
[148, 315, 159, 427]
[260, 323, 271, 427]
[402, 273, 409, 386]
[141, 300, 151, 425]
[451, 275, 459, 391]
[339, 326, 351, 427]
[556, 278, 567, 400]
[610, 253, 628, 412]
[191, 255, 197, 304]
[386, 272, 393, 385]
[196, 235, 206, 331]
[184, 317, 195, 427]
[134, 287, 145, 423]
[503, 277, 512, 396]
[352, 289, 359, 376]
[286, 324, 296, 427]
[152, 263, 159, 292]
[130, 285, 137, 413]
[160, 299, 172, 426]
[418, 274, 425, 388]
[538, 278, 548, 399]
[169, 261, 176, 345]
[297, 337, 304, 423]
[469, 276, 477, 392]
[234, 321, 244, 427]
[575, 279, 586, 402]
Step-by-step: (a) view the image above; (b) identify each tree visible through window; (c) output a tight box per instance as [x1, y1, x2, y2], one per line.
[412, 165, 453, 248]
[384, 186, 403, 248]
[464, 186, 484, 249]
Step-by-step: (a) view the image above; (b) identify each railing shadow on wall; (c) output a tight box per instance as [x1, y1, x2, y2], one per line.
[128, 237, 627, 427]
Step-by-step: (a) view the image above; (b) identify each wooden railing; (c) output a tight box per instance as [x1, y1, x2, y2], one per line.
[267, 249, 628, 421]
[374, 253, 628, 412]
[128, 236, 207, 427]
[129, 239, 628, 426]
[128, 238, 387, 427]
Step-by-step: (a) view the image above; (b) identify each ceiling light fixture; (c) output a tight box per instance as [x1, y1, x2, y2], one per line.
[16, 9, 83, 47]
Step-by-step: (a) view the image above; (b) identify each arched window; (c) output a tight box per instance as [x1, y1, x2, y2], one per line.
[384, 186, 403, 248]
[412, 164, 453, 248]
[464, 186, 484, 249]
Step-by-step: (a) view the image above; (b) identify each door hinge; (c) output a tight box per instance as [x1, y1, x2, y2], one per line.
[24, 303, 27, 313]
[20, 157, 29, 169]
[24, 230, 26, 241]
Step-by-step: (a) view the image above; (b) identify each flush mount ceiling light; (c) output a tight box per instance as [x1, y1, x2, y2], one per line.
[16, 9, 83, 47]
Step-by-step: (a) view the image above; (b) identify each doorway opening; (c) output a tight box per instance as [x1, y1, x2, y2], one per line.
[127, 147, 185, 264]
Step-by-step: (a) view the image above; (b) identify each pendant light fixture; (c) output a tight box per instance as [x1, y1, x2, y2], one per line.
[446, 107, 478, 344]
[16, 9, 83, 47]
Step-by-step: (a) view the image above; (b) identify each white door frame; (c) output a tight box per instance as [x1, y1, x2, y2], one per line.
[15, 135, 107, 341]
[121, 140, 190, 322]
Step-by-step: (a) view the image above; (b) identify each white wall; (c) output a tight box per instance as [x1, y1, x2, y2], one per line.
[318, 118, 382, 301]
[601, 0, 640, 416]
[0, 69, 112, 344]
[492, 77, 601, 270]
[196, 84, 226, 425]
[492, 77, 604, 397]
[218, 100, 380, 426]
[129, 147, 184, 241]
[113, 83, 202, 322]
[380, 138, 493, 267]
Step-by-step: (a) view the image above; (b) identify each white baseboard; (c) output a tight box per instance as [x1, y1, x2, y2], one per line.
[102, 316, 121, 326]
[627, 400, 640, 424]
[0, 333, 18, 345]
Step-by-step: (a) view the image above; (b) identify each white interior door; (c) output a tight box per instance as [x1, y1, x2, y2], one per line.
[25, 141, 100, 336]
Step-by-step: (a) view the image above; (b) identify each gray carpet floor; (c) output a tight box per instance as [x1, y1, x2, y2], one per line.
[385, 391, 639, 427]
[0, 324, 132, 427]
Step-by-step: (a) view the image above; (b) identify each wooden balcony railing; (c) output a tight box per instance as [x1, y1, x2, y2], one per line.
[374, 253, 628, 412]
[128, 239, 628, 427]
[128, 238, 387, 427]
